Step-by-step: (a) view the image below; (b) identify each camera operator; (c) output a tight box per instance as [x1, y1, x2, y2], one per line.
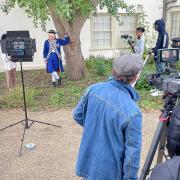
[152, 19, 169, 74]
[132, 27, 145, 57]
[73, 54, 143, 180]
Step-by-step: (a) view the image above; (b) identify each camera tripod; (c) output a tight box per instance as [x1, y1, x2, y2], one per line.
[139, 93, 178, 180]
[0, 60, 61, 157]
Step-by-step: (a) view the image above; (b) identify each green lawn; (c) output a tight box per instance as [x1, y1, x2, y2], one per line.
[0, 56, 164, 111]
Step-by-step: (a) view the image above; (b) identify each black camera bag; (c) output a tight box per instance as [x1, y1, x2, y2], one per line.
[166, 102, 180, 157]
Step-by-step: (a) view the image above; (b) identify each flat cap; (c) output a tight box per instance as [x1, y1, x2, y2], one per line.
[48, 30, 56, 34]
[113, 54, 144, 76]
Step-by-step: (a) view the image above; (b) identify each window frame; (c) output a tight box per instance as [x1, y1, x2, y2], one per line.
[90, 13, 112, 50]
[90, 13, 138, 52]
[169, 11, 180, 39]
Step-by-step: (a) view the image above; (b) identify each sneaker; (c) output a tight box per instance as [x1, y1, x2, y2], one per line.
[151, 90, 163, 97]
[57, 78, 62, 86]
[52, 82, 56, 87]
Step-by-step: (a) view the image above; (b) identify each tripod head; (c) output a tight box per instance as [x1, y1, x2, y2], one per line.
[159, 93, 178, 121]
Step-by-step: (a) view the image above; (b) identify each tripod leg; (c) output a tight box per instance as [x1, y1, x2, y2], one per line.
[157, 124, 167, 164]
[19, 124, 27, 157]
[28, 119, 62, 128]
[139, 122, 164, 180]
[0, 121, 23, 131]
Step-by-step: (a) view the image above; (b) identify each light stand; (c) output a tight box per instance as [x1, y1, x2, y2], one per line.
[132, 54, 150, 87]
[0, 31, 61, 156]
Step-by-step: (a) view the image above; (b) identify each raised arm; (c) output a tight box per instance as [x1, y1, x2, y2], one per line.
[57, 35, 70, 46]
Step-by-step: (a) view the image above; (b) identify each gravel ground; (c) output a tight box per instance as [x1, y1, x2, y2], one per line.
[0, 109, 160, 180]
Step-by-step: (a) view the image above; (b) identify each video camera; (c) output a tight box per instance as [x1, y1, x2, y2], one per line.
[147, 48, 180, 94]
[139, 39, 180, 180]
[121, 34, 135, 53]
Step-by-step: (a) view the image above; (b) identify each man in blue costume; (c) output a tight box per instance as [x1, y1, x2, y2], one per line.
[43, 30, 70, 87]
[73, 54, 143, 180]
[152, 19, 169, 74]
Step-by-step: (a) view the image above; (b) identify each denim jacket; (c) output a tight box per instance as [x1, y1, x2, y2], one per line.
[73, 78, 142, 180]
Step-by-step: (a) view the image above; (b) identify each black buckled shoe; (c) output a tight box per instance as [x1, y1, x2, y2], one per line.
[57, 78, 62, 86]
[52, 82, 56, 87]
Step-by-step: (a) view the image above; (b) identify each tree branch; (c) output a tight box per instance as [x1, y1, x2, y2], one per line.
[91, 0, 99, 8]
[48, 5, 72, 37]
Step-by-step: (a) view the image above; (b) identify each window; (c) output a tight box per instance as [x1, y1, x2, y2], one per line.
[91, 15, 112, 49]
[90, 13, 137, 54]
[170, 12, 180, 39]
[119, 14, 137, 54]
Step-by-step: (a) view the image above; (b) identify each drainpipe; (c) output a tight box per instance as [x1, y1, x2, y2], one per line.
[163, 0, 177, 20]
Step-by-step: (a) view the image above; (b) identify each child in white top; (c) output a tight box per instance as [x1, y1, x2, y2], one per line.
[1, 34, 17, 90]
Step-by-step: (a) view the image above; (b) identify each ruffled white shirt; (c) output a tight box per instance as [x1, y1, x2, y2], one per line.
[1, 53, 16, 71]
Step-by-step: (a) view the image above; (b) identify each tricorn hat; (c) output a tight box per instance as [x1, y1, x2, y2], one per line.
[48, 30, 56, 34]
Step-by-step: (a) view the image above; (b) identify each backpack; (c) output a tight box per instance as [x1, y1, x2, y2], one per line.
[166, 102, 180, 157]
[149, 156, 180, 180]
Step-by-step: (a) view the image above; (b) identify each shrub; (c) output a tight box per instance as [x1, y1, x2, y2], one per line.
[135, 55, 156, 90]
[85, 55, 112, 76]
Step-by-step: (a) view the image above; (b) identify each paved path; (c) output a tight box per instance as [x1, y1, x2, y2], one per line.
[0, 109, 160, 180]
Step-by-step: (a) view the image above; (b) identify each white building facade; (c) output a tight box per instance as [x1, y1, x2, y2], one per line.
[164, 0, 180, 40]
[0, 1, 166, 71]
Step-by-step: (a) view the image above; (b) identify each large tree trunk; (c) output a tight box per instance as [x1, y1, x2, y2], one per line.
[49, 6, 86, 80]
[64, 34, 86, 80]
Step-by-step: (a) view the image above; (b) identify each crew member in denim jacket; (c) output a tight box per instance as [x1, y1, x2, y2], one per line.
[73, 54, 144, 180]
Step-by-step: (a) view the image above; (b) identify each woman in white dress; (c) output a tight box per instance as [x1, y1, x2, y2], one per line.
[1, 34, 17, 90]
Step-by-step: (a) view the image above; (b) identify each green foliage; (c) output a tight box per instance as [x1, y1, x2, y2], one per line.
[95, 61, 107, 76]
[0, 0, 131, 29]
[49, 86, 83, 107]
[138, 90, 163, 110]
[99, 0, 127, 20]
[0, 86, 42, 109]
[0, 56, 165, 111]
[55, 0, 94, 21]
[174, 60, 180, 70]
[85, 55, 112, 76]
[0, 72, 5, 81]
[0, 0, 15, 13]
[135, 55, 155, 90]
